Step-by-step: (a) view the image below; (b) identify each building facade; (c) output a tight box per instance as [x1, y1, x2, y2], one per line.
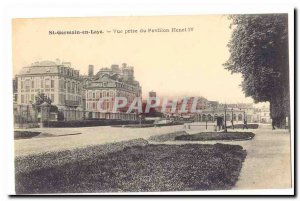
[83, 63, 142, 120]
[16, 60, 83, 120]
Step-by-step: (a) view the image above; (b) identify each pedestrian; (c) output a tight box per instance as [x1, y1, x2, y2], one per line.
[243, 119, 248, 129]
[231, 119, 234, 130]
[272, 119, 276, 130]
[216, 117, 222, 131]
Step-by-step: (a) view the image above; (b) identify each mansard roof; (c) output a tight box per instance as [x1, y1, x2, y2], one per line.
[19, 65, 60, 75]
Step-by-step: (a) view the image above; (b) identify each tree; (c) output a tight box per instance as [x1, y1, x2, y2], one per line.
[32, 92, 58, 113]
[224, 14, 289, 128]
[32, 92, 52, 112]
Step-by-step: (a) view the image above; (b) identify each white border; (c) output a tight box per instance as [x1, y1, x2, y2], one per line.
[0, 0, 296, 197]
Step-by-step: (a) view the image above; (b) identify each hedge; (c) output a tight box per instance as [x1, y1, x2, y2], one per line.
[226, 124, 259, 129]
[42, 120, 155, 128]
[14, 131, 41, 140]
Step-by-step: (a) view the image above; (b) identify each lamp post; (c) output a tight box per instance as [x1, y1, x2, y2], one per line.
[231, 108, 234, 130]
[224, 104, 227, 132]
[139, 113, 142, 128]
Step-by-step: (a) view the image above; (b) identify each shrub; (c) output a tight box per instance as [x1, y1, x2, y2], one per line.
[42, 120, 155, 128]
[227, 124, 259, 129]
[14, 131, 41, 140]
[175, 132, 255, 141]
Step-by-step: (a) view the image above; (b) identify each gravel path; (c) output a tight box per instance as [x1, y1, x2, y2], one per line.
[14, 125, 184, 157]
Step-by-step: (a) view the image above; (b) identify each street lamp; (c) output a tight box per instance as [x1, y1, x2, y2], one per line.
[139, 113, 142, 128]
[224, 104, 227, 132]
[231, 108, 234, 130]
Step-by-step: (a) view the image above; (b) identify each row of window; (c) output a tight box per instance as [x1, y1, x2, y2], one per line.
[59, 67, 80, 77]
[87, 101, 112, 111]
[21, 79, 55, 90]
[20, 93, 54, 104]
[20, 93, 81, 105]
[19, 78, 81, 94]
[87, 90, 115, 99]
[59, 79, 81, 94]
[86, 90, 138, 100]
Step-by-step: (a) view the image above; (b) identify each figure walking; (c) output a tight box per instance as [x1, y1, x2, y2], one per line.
[272, 119, 276, 130]
[243, 119, 248, 129]
[216, 117, 223, 131]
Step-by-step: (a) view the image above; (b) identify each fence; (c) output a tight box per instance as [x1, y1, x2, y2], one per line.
[14, 105, 138, 125]
[14, 105, 39, 128]
[61, 109, 137, 121]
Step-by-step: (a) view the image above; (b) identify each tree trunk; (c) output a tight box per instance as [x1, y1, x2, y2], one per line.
[270, 95, 286, 129]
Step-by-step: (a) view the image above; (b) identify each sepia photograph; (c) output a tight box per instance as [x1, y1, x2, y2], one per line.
[10, 11, 294, 195]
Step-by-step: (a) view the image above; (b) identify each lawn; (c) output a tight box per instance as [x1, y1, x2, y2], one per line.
[175, 132, 255, 141]
[15, 143, 246, 193]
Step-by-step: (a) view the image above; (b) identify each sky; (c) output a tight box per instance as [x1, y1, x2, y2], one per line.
[13, 15, 255, 103]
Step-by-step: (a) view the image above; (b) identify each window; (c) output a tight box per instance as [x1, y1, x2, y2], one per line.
[93, 92, 95, 99]
[31, 94, 34, 102]
[25, 80, 30, 90]
[51, 94, 54, 102]
[31, 80, 34, 88]
[67, 82, 71, 92]
[21, 81, 24, 89]
[25, 94, 29, 104]
[41, 80, 44, 88]
[21, 95, 24, 104]
[51, 80, 54, 88]
[45, 79, 50, 89]
[35, 78, 39, 88]
[110, 91, 114, 97]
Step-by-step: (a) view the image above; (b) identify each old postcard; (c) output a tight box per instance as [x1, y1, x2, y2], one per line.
[12, 13, 293, 195]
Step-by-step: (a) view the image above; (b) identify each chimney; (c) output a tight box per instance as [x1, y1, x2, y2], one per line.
[88, 65, 94, 77]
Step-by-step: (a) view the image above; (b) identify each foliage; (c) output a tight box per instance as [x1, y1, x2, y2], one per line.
[175, 132, 255, 141]
[224, 14, 289, 127]
[31, 92, 52, 112]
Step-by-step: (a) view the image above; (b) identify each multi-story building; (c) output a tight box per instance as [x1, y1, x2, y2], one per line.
[16, 60, 83, 120]
[252, 105, 271, 123]
[84, 63, 142, 120]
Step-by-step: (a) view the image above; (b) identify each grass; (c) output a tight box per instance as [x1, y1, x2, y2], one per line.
[15, 143, 246, 193]
[175, 132, 255, 141]
[148, 131, 188, 142]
